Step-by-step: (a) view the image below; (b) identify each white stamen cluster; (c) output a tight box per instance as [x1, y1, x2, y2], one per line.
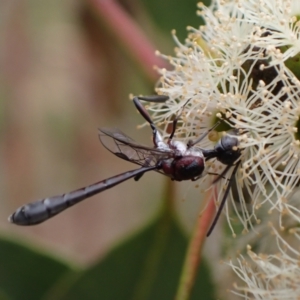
[235, 0, 300, 62]
[229, 228, 300, 300]
[146, 0, 300, 236]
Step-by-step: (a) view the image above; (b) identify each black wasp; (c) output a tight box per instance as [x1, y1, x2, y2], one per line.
[9, 95, 241, 236]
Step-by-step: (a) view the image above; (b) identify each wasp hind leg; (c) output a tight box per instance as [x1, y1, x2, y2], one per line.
[132, 95, 169, 148]
[132, 95, 169, 180]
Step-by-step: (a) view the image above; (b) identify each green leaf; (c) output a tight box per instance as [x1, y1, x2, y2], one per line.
[54, 215, 215, 300]
[0, 287, 11, 300]
[0, 236, 75, 300]
[140, 0, 211, 40]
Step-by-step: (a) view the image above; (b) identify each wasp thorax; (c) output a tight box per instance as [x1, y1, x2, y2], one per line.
[161, 156, 205, 181]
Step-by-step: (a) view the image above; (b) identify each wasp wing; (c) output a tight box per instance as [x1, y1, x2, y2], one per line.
[99, 128, 173, 168]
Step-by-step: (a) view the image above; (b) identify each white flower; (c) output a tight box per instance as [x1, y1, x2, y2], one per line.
[144, 0, 300, 235]
[234, 0, 300, 62]
[217, 62, 300, 231]
[229, 226, 300, 300]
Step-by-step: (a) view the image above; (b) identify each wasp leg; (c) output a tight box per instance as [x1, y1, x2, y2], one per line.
[136, 95, 169, 103]
[133, 95, 168, 149]
[206, 161, 241, 237]
[212, 164, 233, 184]
[207, 171, 229, 182]
[133, 157, 153, 181]
[132, 96, 169, 181]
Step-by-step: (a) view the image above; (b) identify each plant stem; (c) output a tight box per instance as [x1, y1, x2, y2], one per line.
[175, 190, 216, 300]
[86, 0, 169, 82]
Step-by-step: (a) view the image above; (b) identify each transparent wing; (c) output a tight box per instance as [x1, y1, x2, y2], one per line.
[99, 128, 173, 168]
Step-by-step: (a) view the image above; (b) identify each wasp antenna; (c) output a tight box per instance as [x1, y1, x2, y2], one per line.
[167, 98, 192, 142]
[188, 121, 221, 148]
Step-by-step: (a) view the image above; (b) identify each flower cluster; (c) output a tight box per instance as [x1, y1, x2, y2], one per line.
[146, 0, 300, 236]
[229, 228, 300, 299]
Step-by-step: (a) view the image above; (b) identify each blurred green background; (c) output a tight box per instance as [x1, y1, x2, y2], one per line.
[0, 1, 222, 299]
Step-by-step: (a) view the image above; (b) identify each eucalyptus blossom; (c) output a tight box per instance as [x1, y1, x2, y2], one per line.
[143, 0, 300, 237]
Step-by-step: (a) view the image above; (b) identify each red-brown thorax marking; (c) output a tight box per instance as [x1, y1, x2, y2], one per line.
[161, 156, 205, 181]
[160, 140, 205, 181]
